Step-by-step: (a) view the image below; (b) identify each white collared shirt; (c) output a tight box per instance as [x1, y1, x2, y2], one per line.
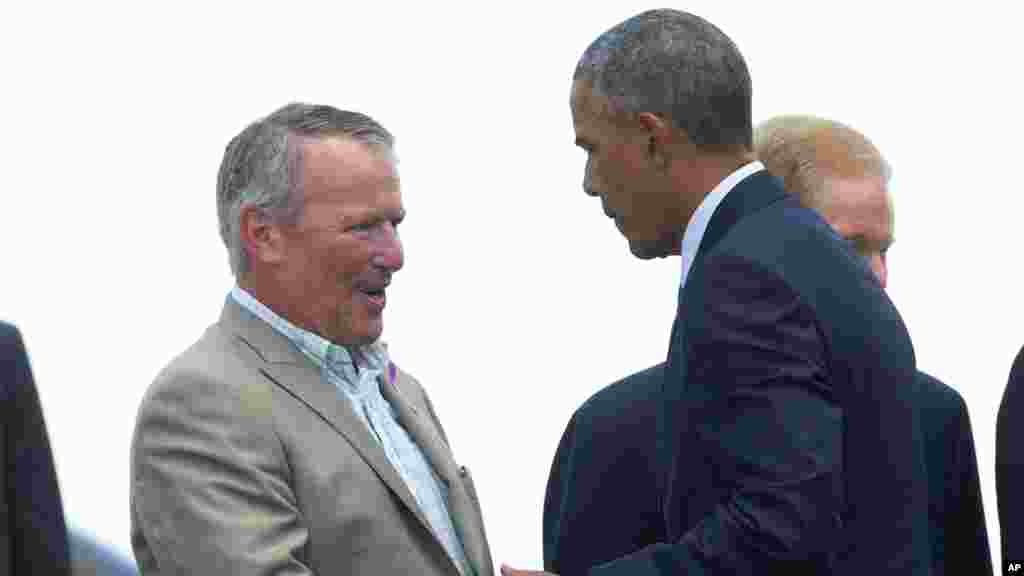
[679, 161, 765, 288]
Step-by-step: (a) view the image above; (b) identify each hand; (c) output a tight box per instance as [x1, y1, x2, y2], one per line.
[499, 563, 556, 576]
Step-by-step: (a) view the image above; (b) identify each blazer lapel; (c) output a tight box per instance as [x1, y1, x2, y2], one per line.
[382, 368, 494, 576]
[219, 299, 436, 538]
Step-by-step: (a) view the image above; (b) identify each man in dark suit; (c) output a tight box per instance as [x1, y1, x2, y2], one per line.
[542, 364, 665, 576]
[997, 344, 1024, 569]
[756, 114, 992, 576]
[1, 320, 71, 575]
[503, 9, 930, 576]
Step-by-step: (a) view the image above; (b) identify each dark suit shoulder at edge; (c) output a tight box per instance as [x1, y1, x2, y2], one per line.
[916, 370, 966, 411]
[576, 363, 664, 419]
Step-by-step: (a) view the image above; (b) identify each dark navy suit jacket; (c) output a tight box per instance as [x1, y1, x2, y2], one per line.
[583, 171, 931, 575]
[0, 321, 70, 575]
[543, 365, 665, 576]
[997, 344, 1024, 570]
[543, 365, 988, 576]
[915, 371, 991, 576]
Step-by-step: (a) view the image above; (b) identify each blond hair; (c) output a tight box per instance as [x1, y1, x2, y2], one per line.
[753, 114, 891, 209]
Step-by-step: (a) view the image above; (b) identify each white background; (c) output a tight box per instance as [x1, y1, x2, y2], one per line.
[3, 1, 1021, 570]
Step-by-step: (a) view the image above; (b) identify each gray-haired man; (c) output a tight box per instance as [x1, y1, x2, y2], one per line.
[130, 103, 493, 575]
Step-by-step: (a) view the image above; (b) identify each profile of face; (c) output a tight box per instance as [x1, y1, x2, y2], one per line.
[274, 137, 405, 346]
[816, 175, 893, 288]
[570, 80, 682, 259]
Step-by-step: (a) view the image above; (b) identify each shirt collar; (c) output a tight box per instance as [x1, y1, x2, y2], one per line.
[229, 285, 387, 373]
[679, 160, 765, 288]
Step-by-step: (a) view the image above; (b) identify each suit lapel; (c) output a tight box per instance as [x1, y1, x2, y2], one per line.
[219, 299, 436, 539]
[383, 367, 494, 576]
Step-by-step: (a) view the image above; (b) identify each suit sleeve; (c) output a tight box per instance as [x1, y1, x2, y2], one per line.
[945, 395, 993, 575]
[1, 323, 71, 575]
[131, 367, 313, 575]
[543, 411, 578, 573]
[592, 253, 841, 575]
[998, 345, 1024, 568]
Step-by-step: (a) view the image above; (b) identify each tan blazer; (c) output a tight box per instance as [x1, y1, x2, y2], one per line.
[130, 299, 493, 576]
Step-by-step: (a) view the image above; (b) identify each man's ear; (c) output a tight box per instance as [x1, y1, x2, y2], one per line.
[637, 112, 673, 168]
[239, 205, 286, 267]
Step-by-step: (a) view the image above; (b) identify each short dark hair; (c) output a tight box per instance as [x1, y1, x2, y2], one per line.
[575, 9, 752, 151]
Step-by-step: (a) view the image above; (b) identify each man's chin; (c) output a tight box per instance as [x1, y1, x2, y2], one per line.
[628, 239, 671, 260]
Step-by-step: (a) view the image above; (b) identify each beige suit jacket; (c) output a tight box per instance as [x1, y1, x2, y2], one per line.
[130, 299, 493, 575]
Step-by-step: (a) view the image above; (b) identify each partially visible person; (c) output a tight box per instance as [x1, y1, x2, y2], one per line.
[755, 113, 992, 576]
[130, 103, 493, 575]
[69, 528, 138, 576]
[1, 320, 71, 575]
[998, 344, 1024, 569]
[543, 364, 665, 575]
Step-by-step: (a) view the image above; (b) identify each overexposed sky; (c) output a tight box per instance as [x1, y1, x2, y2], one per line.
[3, 1, 1021, 570]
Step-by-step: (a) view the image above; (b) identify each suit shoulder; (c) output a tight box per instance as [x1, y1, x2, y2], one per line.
[916, 370, 969, 432]
[137, 323, 271, 419]
[574, 363, 664, 433]
[0, 320, 19, 344]
[916, 371, 964, 406]
[1012, 344, 1024, 383]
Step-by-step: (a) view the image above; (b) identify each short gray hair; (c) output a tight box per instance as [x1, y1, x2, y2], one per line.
[575, 9, 752, 151]
[216, 102, 395, 276]
[753, 114, 892, 209]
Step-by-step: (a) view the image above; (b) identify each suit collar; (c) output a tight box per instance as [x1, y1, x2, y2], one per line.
[220, 298, 491, 576]
[696, 169, 789, 261]
[219, 299, 438, 549]
[220, 295, 306, 365]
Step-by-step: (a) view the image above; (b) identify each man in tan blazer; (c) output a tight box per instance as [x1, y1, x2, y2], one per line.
[130, 103, 493, 575]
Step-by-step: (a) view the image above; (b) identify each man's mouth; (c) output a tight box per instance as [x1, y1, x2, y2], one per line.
[357, 284, 388, 309]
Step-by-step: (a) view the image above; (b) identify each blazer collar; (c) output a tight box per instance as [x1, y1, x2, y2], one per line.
[218, 299, 438, 547]
[220, 298, 491, 576]
[695, 170, 789, 260]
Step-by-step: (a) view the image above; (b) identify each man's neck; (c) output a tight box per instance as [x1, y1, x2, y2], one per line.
[672, 151, 755, 229]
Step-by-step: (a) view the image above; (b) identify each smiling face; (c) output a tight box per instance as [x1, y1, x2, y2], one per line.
[570, 80, 685, 259]
[816, 175, 894, 288]
[274, 136, 405, 346]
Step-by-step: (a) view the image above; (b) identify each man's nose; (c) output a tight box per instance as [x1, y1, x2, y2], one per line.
[372, 224, 404, 272]
[583, 157, 597, 196]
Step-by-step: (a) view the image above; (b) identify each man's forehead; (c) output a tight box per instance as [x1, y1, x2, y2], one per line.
[819, 177, 894, 237]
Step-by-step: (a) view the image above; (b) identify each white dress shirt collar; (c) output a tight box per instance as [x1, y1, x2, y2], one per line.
[679, 160, 765, 288]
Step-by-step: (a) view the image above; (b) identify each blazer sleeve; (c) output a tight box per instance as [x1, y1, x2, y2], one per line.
[1, 323, 71, 575]
[542, 410, 578, 573]
[998, 345, 1024, 568]
[591, 253, 841, 575]
[130, 365, 313, 575]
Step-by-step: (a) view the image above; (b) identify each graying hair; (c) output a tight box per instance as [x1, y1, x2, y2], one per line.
[575, 9, 752, 151]
[216, 102, 395, 276]
[753, 114, 892, 209]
